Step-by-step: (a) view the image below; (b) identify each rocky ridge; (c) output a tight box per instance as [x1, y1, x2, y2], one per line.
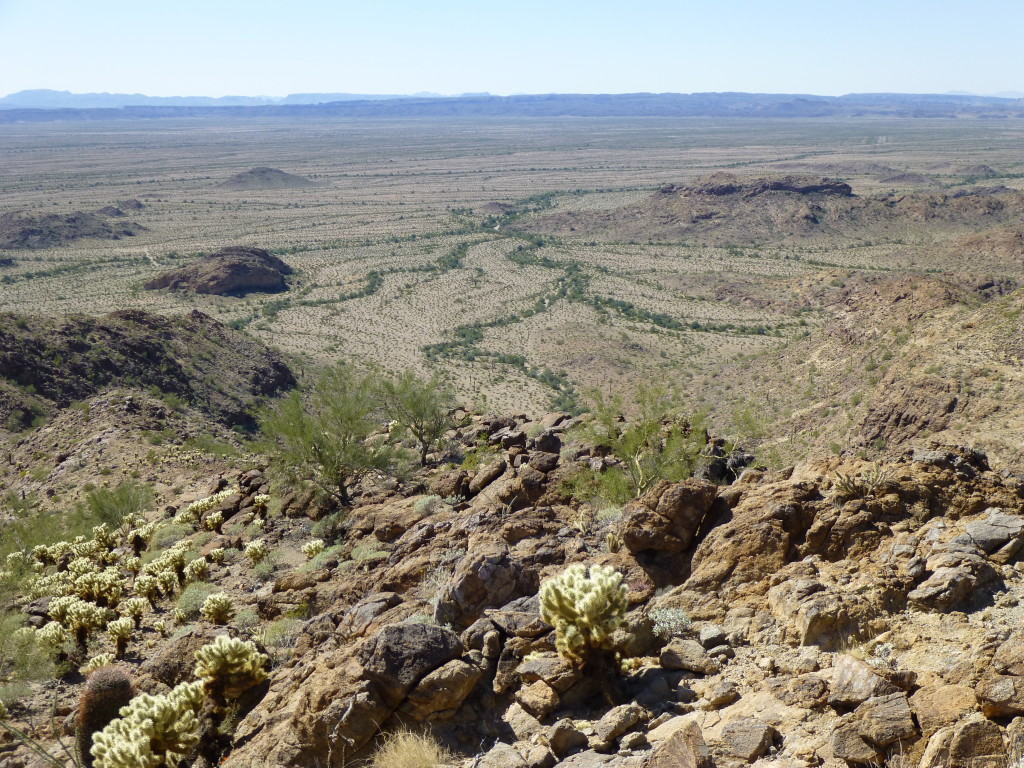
[0, 207, 145, 250]
[4, 409, 1024, 768]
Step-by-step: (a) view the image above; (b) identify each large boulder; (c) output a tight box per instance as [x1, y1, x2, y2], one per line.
[620, 479, 717, 555]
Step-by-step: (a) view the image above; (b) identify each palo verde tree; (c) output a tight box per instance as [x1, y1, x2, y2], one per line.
[259, 365, 398, 505]
[379, 370, 457, 466]
[582, 384, 707, 501]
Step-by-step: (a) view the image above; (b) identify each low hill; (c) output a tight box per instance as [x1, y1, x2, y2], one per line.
[215, 167, 317, 190]
[0, 209, 145, 249]
[144, 246, 294, 295]
[0, 308, 295, 430]
[524, 173, 1024, 250]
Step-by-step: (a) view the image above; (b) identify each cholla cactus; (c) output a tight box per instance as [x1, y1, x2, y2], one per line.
[194, 635, 268, 701]
[539, 563, 630, 670]
[200, 593, 235, 625]
[202, 511, 223, 533]
[123, 556, 142, 575]
[244, 540, 268, 565]
[153, 620, 168, 637]
[134, 574, 160, 605]
[252, 493, 270, 510]
[181, 488, 236, 525]
[107, 617, 134, 657]
[92, 524, 118, 550]
[37, 621, 71, 648]
[183, 558, 208, 584]
[81, 653, 117, 675]
[206, 548, 226, 565]
[301, 539, 326, 560]
[51, 596, 111, 653]
[75, 569, 123, 607]
[156, 569, 179, 597]
[0, 699, 7, 721]
[90, 680, 204, 768]
[118, 597, 148, 627]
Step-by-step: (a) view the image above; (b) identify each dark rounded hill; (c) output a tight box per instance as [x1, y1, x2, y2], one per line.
[0, 209, 145, 249]
[215, 167, 317, 190]
[145, 246, 294, 296]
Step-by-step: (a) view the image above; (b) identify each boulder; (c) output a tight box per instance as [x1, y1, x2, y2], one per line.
[827, 655, 899, 708]
[648, 720, 715, 768]
[355, 623, 463, 708]
[399, 659, 483, 720]
[716, 718, 777, 762]
[909, 685, 978, 735]
[660, 638, 721, 676]
[433, 539, 530, 627]
[620, 479, 717, 555]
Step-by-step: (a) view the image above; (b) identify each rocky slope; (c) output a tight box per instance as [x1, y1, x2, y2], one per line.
[0, 209, 145, 249]
[525, 173, 1024, 258]
[0, 309, 295, 430]
[144, 246, 294, 296]
[3, 409, 1024, 768]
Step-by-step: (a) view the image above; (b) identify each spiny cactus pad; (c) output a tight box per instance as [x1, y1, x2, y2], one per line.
[539, 563, 629, 668]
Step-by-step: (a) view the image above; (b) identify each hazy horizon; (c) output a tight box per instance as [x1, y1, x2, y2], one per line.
[1, 0, 1021, 100]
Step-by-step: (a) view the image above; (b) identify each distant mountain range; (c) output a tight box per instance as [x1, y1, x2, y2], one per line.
[1, 90, 1022, 122]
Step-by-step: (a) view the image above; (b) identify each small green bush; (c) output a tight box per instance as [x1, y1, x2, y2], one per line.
[175, 583, 218, 621]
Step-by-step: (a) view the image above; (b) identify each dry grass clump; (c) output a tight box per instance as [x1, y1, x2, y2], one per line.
[369, 729, 452, 768]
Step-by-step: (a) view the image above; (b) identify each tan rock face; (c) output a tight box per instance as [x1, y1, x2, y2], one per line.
[620, 479, 717, 555]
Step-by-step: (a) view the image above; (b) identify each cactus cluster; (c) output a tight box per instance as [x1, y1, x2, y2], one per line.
[244, 539, 268, 565]
[200, 593, 235, 625]
[90, 680, 205, 768]
[194, 635, 268, 699]
[539, 563, 630, 669]
[301, 539, 325, 559]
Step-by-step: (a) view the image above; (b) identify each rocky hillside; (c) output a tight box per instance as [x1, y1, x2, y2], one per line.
[3, 407, 1024, 768]
[691, 271, 1024, 468]
[0, 309, 295, 430]
[144, 246, 294, 296]
[525, 173, 1024, 258]
[0, 208, 145, 249]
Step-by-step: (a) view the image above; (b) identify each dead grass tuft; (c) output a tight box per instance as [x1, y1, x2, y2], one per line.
[369, 729, 451, 768]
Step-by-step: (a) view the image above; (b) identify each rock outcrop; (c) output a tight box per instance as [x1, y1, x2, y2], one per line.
[144, 246, 293, 295]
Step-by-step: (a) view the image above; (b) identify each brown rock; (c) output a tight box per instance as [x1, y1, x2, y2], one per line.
[429, 469, 469, 499]
[272, 572, 317, 593]
[139, 626, 220, 686]
[469, 458, 508, 495]
[547, 719, 589, 758]
[516, 680, 560, 719]
[661, 638, 720, 676]
[399, 659, 483, 720]
[947, 714, 1006, 768]
[620, 479, 717, 555]
[648, 720, 715, 768]
[517, 654, 583, 693]
[910, 684, 977, 735]
[355, 623, 463, 709]
[977, 674, 1024, 717]
[591, 703, 647, 747]
[717, 718, 777, 762]
[827, 655, 898, 708]
[433, 539, 529, 627]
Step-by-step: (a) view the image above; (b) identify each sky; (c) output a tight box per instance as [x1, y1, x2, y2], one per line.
[1, 0, 1022, 98]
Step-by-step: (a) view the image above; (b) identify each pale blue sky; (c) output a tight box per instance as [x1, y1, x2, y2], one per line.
[1, 0, 1021, 98]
